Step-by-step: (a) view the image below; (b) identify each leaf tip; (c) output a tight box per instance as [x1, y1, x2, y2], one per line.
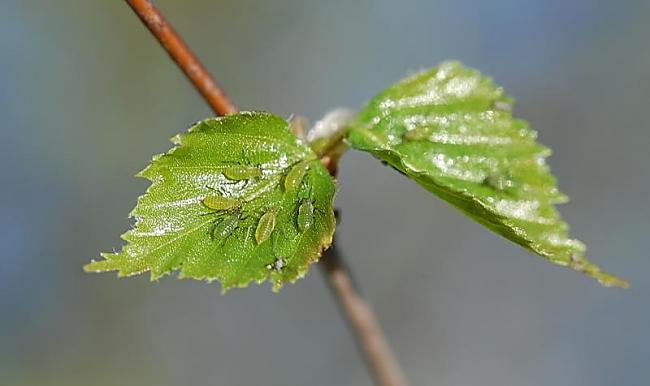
[83, 255, 117, 274]
[591, 271, 629, 289]
[566, 256, 629, 289]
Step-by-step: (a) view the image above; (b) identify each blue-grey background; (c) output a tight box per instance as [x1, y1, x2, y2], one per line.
[1, 1, 648, 385]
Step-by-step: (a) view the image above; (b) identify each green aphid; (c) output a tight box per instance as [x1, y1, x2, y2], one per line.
[297, 199, 315, 232]
[255, 208, 277, 245]
[284, 161, 310, 192]
[483, 173, 517, 195]
[202, 195, 241, 211]
[222, 164, 262, 181]
[212, 212, 241, 241]
[403, 126, 431, 141]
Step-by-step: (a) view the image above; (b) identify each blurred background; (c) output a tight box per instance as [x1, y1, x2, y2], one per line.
[1, 1, 648, 385]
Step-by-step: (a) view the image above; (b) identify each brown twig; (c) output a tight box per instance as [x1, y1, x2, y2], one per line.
[320, 244, 408, 386]
[125, 0, 236, 116]
[124, 1, 407, 385]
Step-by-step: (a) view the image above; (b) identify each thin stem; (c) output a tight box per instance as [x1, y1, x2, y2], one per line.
[124, 2, 407, 385]
[125, 0, 236, 116]
[320, 244, 408, 386]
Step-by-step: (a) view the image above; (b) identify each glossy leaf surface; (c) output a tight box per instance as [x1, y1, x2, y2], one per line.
[347, 61, 626, 287]
[85, 112, 336, 291]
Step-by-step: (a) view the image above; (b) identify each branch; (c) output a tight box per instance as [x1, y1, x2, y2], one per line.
[125, 0, 236, 116]
[320, 244, 408, 386]
[124, 2, 407, 385]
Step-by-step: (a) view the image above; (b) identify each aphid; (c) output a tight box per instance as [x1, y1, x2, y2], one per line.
[220, 150, 263, 181]
[202, 194, 242, 211]
[297, 199, 315, 232]
[284, 161, 310, 192]
[211, 211, 241, 241]
[222, 164, 262, 181]
[403, 126, 430, 141]
[483, 173, 516, 194]
[255, 208, 277, 245]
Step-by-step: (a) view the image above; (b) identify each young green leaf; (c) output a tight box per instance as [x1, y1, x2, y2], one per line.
[85, 112, 336, 292]
[346, 61, 627, 288]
